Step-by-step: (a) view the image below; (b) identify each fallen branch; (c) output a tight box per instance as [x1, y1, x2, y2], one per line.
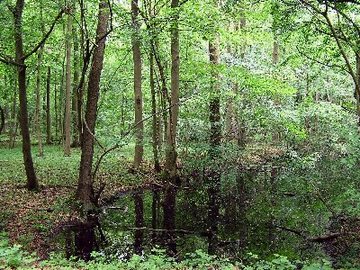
[275, 224, 342, 243]
[309, 233, 341, 243]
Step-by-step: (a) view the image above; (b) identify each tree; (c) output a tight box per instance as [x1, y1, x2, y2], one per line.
[207, 33, 221, 255]
[0, 104, 4, 135]
[46, 66, 52, 144]
[132, 0, 144, 169]
[298, 0, 360, 125]
[0, 0, 64, 190]
[163, 0, 180, 256]
[34, 0, 45, 157]
[76, 0, 110, 210]
[64, 3, 73, 156]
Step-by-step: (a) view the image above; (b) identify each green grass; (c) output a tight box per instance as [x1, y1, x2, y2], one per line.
[0, 143, 146, 186]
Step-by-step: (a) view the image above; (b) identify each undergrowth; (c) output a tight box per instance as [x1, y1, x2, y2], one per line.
[0, 232, 354, 270]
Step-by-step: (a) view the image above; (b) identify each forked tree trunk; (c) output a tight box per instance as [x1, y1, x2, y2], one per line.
[132, 0, 144, 169]
[76, 0, 109, 209]
[64, 7, 73, 156]
[13, 0, 38, 191]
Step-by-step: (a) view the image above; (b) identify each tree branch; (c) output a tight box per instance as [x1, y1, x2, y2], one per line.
[22, 8, 65, 60]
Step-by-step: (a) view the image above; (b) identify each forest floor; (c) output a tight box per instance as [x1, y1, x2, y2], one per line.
[0, 144, 154, 258]
[0, 143, 286, 259]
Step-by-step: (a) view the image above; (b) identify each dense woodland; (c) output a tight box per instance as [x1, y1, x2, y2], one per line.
[0, 0, 360, 269]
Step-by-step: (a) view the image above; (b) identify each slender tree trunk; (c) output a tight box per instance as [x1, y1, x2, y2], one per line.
[132, 0, 144, 169]
[13, 0, 38, 191]
[272, 40, 279, 65]
[72, 16, 80, 147]
[34, 0, 46, 156]
[356, 54, 360, 126]
[76, 0, 109, 209]
[64, 7, 73, 156]
[55, 71, 59, 141]
[163, 0, 180, 257]
[150, 52, 161, 172]
[9, 72, 17, 148]
[148, 0, 161, 172]
[165, 0, 180, 175]
[59, 51, 66, 143]
[46, 67, 52, 144]
[34, 48, 44, 156]
[207, 35, 221, 255]
[0, 105, 4, 136]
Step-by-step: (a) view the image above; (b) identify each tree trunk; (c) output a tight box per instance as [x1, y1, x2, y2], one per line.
[150, 51, 161, 172]
[55, 71, 59, 141]
[207, 35, 221, 255]
[72, 17, 80, 147]
[355, 54, 360, 126]
[34, 48, 44, 156]
[76, 0, 109, 210]
[58, 47, 66, 143]
[9, 73, 17, 149]
[148, 0, 161, 173]
[272, 40, 279, 65]
[0, 105, 4, 136]
[165, 0, 180, 176]
[13, 0, 38, 191]
[46, 67, 52, 144]
[64, 7, 73, 156]
[162, 0, 180, 257]
[132, 0, 144, 169]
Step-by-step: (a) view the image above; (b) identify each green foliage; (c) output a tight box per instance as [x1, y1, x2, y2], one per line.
[0, 237, 343, 270]
[0, 232, 35, 269]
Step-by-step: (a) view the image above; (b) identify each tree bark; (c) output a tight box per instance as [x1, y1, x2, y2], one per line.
[132, 0, 144, 169]
[46, 67, 52, 144]
[76, 0, 110, 210]
[64, 7, 73, 156]
[13, 0, 38, 191]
